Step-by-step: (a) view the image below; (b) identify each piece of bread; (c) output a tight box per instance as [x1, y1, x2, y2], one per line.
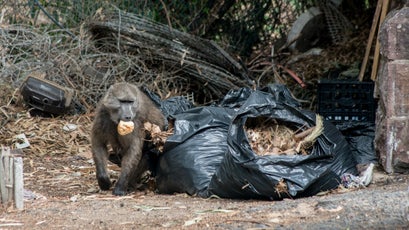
[117, 120, 135, 136]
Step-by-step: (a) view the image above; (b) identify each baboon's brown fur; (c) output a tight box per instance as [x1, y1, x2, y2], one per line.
[91, 82, 165, 195]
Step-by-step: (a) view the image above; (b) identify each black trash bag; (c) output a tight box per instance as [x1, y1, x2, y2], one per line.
[139, 89, 193, 174]
[155, 106, 236, 196]
[156, 88, 357, 200]
[217, 87, 253, 108]
[142, 87, 194, 118]
[259, 84, 301, 108]
[335, 121, 377, 165]
[160, 96, 194, 118]
[156, 87, 249, 196]
[218, 84, 300, 108]
[205, 90, 357, 200]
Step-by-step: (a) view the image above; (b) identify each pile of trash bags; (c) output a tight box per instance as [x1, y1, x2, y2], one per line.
[153, 84, 375, 200]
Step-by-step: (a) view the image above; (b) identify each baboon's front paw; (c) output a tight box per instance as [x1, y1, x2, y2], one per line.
[112, 186, 127, 196]
[97, 176, 111, 190]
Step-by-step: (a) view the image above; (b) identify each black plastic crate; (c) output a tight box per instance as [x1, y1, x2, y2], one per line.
[317, 80, 376, 123]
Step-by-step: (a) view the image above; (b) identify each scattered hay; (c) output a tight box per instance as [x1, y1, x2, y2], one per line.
[0, 109, 172, 157]
[143, 121, 174, 152]
[274, 179, 290, 198]
[0, 107, 92, 156]
[246, 115, 323, 156]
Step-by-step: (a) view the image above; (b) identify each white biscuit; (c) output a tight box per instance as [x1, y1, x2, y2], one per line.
[117, 120, 135, 135]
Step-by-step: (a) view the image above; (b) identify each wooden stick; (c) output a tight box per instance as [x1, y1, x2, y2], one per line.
[13, 157, 24, 210]
[210, 40, 245, 72]
[0, 148, 7, 204]
[7, 156, 13, 203]
[294, 126, 315, 140]
[358, 0, 383, 81]
[371, 0, 390, 81]
[277, 64, 306, 88]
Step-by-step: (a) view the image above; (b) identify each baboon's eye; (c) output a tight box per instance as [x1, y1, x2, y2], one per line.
[120, 100, 137, 108]
[104, 99, 121, 109]
[119, 100, 134, 104]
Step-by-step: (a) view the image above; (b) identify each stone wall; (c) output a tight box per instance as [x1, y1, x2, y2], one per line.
[375, 7, 409, 173]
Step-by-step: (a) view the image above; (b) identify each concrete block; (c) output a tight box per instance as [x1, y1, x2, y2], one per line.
[375, 116, 409, 173]
[377, 60, 409, 117]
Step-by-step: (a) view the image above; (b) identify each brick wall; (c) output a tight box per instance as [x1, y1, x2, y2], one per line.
[375, 7, 409, 173]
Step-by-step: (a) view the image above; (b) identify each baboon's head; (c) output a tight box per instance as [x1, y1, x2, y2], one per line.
[102, 82, 140, 123]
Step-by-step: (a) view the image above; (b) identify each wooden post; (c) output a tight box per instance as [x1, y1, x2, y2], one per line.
[370, 0, 390, 81]
[7, 156, 13, 203]
[0, 147, 24, 210]
[358, 0, 383, 81]
[0, 148, 8, 204]
[14, 157, 24, 210]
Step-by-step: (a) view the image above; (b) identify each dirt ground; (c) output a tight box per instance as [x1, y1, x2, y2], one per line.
[0, 87, 408, 230]
[0, 147, 408, 229]
[1, 4, 408, 228]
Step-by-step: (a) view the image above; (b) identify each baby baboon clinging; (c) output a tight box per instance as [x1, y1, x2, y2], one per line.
[91, 82, 165, 196]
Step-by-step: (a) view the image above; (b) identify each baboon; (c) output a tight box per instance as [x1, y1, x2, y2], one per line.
[91, 82, 165, 196]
